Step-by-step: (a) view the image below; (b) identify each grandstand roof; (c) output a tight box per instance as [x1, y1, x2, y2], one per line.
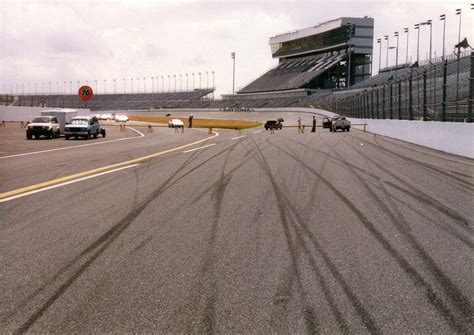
[269, 17, 373, 45]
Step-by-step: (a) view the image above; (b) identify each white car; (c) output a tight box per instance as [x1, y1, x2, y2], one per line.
[114, 114, 129, 122]
[168, 119, 184, 128]
[99, 113, 113, 120]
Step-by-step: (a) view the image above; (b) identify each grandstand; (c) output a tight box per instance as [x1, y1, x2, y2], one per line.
[237, 17, 374, 96]
[7, 89, 214, 111]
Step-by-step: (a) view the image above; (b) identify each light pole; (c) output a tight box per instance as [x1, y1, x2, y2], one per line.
[231, 52, 235, 94]
[173, 74, 176, 92]
[63, 81, 66, 94]
[192, 73, 195, 89]
[439, 14, 446, 60]
[113, 79, 116, 94]
[206, 71, 209, 89]
[211, 71, 215, 99]
[455, 8, 461, 114]
[35, 83, 38, 95]
[186, 73, 189, 91]
[137, 78, 140, 93]
[69, 81, 72, 94]
[377, 38, 382, 72]
[131, 78, 134, 94]
[420, 20, 432, 61]
[384, 35, 389, 68]
[167, 75, 170, 92]
[123, 78, 126, 93]
[198, 72, 201, 89]
[403, 28, 409, 64]
[104, 80, 107, 94]
[414, 23, 420, 62]
[179, 74, 182, 91]
[56, 82, 59, 94]
[394, 32, 399, 67]
[151, 77, 154, 93]
[94, 80, 97, 93]
[143, 77, 146, 93]
[28, 83, 31, 95]
[161, 76, 164, 92]
[49, 82, 51, 95]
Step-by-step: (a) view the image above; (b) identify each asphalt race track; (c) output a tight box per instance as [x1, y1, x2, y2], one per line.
[0, 112, 472, 333]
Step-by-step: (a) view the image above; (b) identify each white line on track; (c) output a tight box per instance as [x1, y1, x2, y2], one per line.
[182, 143, 216, 153]
[231, 135, 247, 140]
[253, 130, 263, 134]
[0, 164, 139, 203]
[0, 126, 145, 160]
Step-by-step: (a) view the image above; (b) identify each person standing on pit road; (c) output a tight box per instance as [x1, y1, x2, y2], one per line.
[297, 116, 302, 134]
[311, 115, 316, 132]
[188, 114, 194, 128]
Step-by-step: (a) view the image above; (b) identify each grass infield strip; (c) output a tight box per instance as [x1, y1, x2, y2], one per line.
[129, 115, 261, 130]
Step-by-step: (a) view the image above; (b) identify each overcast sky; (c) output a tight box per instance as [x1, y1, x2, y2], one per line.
[0, 0, 472, 98]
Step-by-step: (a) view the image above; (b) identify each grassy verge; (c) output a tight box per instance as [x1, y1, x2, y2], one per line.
[129, 115, 261, 129]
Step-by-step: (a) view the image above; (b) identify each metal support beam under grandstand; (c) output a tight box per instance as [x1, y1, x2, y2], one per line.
[398, 81, 402, 119]
[423, 69, 427, 121]
[382, 85, 386, 119]
[376, 86, 380, 119]
[468, 52, 473, 123]
[389, 84, 393, 119]
[442, 59, 447, 122]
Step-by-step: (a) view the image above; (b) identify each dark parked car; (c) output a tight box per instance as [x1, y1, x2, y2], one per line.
[264, 119, 283, 130]
[322, 117, 332, 129]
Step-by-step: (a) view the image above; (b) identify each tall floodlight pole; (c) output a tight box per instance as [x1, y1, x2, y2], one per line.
[151, 77, 154, 93]
[161, 76, 164, 92]
[167, 75, 170, 92]
[186, 73, 189, 91]
[231, 52, 236, 94]
[198, 72, 202, 89]
[137, 78, 140, 93]
[384, 35, 389, 67]
[211, 71, 215, 99]
[414, 24, 420, 62]
[420, 20, 432, 61]
[394, 32, 399, 67]
[143, 77, 146, 93]
[35, 83, 38, 95]
[94, 80, 97, 93]
[131, 78, 134, 94]
[123, 78, 126, 93]
[49, 82, 51, 95]
[206, 71, 209, 89]
[192, 73, 195, 89]
[113, 79, 116, 94]
[56, 82, 59, 94]
[179, 74, 182, 91]
[104, 80, 107, 94]
[377, 38, 382, 72]
[69, 81, 72, 94]
[63, 81, 66, 94]
[403, 28, 409, 64]
[347, 22, 352, 88]
[455, 8, 461, 115]
[173, 75, 176, 92]
[439, 15, 446, 59]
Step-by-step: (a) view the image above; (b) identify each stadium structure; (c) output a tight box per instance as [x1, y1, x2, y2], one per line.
[235, 16, 374, 96]
[1, 16, 472, 122]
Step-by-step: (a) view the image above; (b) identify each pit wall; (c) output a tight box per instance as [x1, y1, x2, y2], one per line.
[0, 106, 90, 121]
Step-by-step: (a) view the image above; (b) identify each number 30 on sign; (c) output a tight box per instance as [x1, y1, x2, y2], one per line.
[78, 85, 94, 101]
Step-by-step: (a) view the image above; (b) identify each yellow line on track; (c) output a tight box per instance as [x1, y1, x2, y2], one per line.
[0, 132, 219, 200]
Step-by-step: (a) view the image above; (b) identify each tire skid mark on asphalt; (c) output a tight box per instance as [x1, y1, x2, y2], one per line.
[0, 131, 219, 201]
[340, 136, 472, 228]
[372, 133, 474, 166]
[279, 133, 473, 246]
[354, 133, 474, 189]
[333, 135, 473, 333]
[0, 126, 145, 160]
[7, 140, 214, 333]
[270, 140, 472, 334]
[251, 137, 377, 334]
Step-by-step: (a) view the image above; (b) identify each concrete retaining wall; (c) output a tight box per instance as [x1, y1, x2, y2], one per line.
[0, 106, 90, 122]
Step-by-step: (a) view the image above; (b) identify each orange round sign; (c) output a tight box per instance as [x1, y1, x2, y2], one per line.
[78, 85, 93, 101]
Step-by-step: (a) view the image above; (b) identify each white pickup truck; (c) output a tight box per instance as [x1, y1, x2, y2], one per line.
[26, 116, 61, 139]
[330, 116, 351, 132]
